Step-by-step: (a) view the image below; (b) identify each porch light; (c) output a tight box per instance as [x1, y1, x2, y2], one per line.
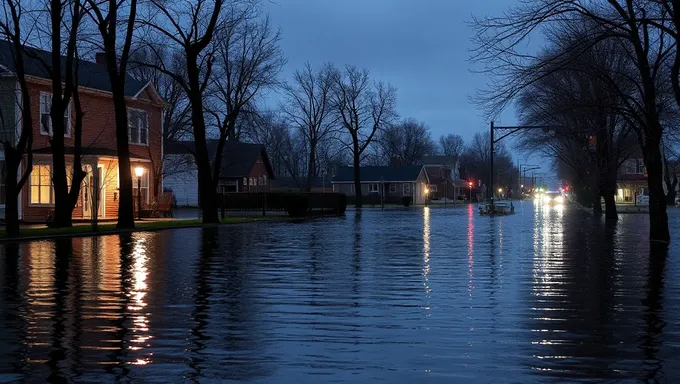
[135, 167, 145, 178]
[424, 188, 429, 194]
[498, 188, 503, 193]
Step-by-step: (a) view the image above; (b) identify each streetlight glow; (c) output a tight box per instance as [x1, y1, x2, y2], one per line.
[498, 188, 503, 193]
[135, 167, 144, 178]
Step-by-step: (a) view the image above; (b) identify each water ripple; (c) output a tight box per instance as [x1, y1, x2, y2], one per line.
[0, 202, 679, 383]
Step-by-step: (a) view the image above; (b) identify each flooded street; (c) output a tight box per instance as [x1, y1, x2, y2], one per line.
[1, 201, 679, 383]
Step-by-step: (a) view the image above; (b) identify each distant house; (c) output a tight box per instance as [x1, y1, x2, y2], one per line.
[331, 165, 430, 205]
[421, 155, 464, 200]
[164, 140, 275, 207]
[272, 176, 333, 192]
[617, 156, 647, 204]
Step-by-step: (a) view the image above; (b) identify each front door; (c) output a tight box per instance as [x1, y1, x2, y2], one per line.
[82, 165, 105, 219]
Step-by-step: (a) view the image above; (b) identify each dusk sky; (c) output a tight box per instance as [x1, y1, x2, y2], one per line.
[263, 0, 520, 143]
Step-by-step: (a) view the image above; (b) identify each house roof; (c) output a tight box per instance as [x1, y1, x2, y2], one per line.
[333, 165, 426, 183]
[32, 146, 150, 160]
[166, 140, 275, 180]
[0, 40, 148, 97]
[273, 177, 330, 190]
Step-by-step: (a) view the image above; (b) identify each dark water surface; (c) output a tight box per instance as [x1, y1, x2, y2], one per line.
[1, 202, 679, 383]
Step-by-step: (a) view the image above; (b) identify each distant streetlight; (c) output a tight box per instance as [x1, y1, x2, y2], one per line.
[468, 181, 473, 202]
[135, 167, 144, 220]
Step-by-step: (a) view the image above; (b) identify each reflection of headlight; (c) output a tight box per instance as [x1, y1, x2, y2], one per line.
[555, 196, 564, 204]
[542, 195, 551, 203]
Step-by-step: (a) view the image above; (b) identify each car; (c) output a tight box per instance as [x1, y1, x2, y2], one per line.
[542, 191, 564, 205]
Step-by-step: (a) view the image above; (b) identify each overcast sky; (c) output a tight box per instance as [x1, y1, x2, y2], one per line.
[262, 0, 519, 142]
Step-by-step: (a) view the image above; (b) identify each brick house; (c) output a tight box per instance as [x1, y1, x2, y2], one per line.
[0, 42, 164, 222]
[421, 155, 464, 201]
[617, 157, 647, 204]
[164, 140, 275, 207]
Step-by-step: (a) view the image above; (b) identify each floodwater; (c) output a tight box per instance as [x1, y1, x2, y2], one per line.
[0, 201, 679, 383]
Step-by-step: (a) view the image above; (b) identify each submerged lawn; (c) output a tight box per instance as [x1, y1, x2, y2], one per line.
[0, 217, 283, 241]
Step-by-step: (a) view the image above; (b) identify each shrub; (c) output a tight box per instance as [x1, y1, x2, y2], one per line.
[401, 196, 412, 207]
[284, 193, 309, 217]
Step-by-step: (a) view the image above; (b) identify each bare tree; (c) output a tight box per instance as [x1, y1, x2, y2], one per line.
[85, 0, 138, 228]
[332, 65, 397, 208]
[438, 133, 464, 157]
[0, 0, 34, 236]
[281, 62, 337, 190]
[34, 0, 88, 227]
[136, 0, 226, 223]
[207, 9, 284, 194]
[379, 118, 434, 165]
[129, 44, 192, 196]
[515, 26, 637, 218]
[471, 1, 674, 243]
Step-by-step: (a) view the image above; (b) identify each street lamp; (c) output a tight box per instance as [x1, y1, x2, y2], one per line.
[135, 166, 144, 220]
[468, 181, 473, 202]
[424, 187, 429, 206]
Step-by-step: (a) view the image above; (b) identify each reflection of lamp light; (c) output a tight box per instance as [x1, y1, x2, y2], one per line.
[135, 167, 144, 220]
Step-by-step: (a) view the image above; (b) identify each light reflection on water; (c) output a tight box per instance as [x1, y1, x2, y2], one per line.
[0, 201, 679, 383]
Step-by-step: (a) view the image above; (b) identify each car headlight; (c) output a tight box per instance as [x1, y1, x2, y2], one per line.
[542, 195, 551, 203]
[555, 196, 564, 204]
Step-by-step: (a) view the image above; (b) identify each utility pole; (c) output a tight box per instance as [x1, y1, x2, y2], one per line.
[489, 121, 495, 206]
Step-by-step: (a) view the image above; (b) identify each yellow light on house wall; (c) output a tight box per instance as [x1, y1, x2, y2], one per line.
[424, 188, 429, 194]
[135, 167, 144, 178]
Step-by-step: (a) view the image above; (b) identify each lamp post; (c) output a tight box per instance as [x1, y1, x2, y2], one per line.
[135, 167, 144, 220]
[424, 187, 429, 207]
[468, 181, 473, 202]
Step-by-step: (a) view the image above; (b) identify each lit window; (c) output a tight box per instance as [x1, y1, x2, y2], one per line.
[30, 164, 53, 204]
[40, 92, 71, 136]
[127, 108, 148, 145]
[249, 177, 256, 186]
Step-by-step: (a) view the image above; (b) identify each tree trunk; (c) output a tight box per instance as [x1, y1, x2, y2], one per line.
[112, 89, 135, 229]
[592, 190, 602, 215]
[645, 140, 670, 243]
[306, 141, 316, 192]
[4, 162, 20, 238]
[353, 151, 362, 208]
[603, 190, 617, 220]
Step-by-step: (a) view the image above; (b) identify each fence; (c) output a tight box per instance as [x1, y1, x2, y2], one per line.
[219, 192, 347, 217]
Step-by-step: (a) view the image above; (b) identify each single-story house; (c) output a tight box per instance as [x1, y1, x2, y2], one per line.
[164, 140, 275, 207]
[332, 165, 430, 205]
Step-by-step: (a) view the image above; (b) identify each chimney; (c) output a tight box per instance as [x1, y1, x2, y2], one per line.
[95, 52, 107, 65]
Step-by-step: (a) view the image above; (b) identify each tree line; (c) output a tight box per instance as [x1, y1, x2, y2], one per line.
[471, 0, 680, 244]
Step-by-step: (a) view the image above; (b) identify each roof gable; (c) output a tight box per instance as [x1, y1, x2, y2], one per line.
[165, 139, 275, 179]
